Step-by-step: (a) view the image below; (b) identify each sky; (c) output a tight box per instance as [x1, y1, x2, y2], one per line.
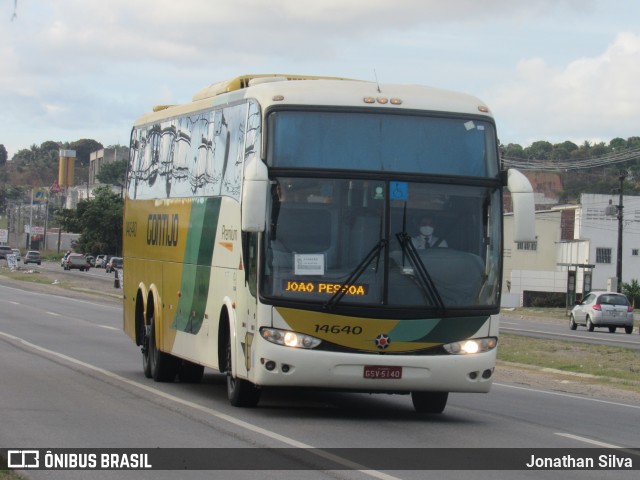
[1, 0, 640, 159]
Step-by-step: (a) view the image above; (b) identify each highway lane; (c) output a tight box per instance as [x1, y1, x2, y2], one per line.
[36, 259, 118, 285]
[500, 314, 640, 351]
[1, 282, 639, 479]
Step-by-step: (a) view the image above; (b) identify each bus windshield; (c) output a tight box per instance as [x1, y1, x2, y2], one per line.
[262, 177, 502, 315]
[268, 110, 498, 177]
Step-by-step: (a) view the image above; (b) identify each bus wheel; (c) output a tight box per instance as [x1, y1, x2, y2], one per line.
[142, 323, 152, 378]
[411, 392, 448, 414]
[148, 316, 178, 382]
[225, 334, 260, 407]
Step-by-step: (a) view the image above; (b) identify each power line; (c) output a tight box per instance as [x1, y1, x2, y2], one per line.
[502, 146, 640, 171]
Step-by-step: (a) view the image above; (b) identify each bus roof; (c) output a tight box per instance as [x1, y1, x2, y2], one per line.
[133, 74, 493, 127]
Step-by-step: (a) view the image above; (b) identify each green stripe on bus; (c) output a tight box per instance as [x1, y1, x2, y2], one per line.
[172, 197, 221, 334]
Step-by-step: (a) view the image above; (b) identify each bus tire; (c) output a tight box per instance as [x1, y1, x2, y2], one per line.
[148, 316, 178, 382]
[411, 391, 448, 414]
[225, 332, 260, 407]
[142, 323, 152, 379]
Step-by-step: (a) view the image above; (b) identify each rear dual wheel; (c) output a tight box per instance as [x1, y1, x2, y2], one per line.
[142, 315, 178, 382]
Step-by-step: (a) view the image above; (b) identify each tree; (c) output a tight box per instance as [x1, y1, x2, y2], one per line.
[621, 279, 640, 308]
[96, 159, 128, 187]
[54, 207, 81, 235]
[609, 137, 627, 151]
[0, 144, 7, 166]
[67, 139, 103, 167]
[524, 141, 553, 160]
[502, 143, 524, 158]
[73, 185, 123, 255]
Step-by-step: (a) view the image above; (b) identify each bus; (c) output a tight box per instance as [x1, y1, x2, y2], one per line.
[123, 74, 534, 413]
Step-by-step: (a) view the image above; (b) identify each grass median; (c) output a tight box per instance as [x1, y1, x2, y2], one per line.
[497, 332, 640, 392]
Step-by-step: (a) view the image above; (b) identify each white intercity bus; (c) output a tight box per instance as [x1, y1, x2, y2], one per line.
[123, 74, 534, 413]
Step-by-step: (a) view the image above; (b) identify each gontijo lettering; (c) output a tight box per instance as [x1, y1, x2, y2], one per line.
[146, 214, 179, 246]
[283, 280, 368, 295]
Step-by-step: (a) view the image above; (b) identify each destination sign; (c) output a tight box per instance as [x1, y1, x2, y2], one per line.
[282, 280, 369, 296]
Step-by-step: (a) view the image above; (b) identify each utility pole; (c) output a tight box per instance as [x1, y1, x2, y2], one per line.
[616, 173, 626, 293]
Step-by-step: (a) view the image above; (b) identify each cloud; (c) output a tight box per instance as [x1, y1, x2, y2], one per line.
[491, 32, 640, 145]
[0, 0, 624, 156]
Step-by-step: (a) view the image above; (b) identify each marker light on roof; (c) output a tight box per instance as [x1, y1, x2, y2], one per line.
[273, 95, 285, 101]
[390, 98, 402, 105]
[363, 97, 376, 104]
[377, 97, 388, 104]
[478, 105, 489, 113]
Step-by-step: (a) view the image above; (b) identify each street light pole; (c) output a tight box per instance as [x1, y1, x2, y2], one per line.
[615, 173, 626, 293]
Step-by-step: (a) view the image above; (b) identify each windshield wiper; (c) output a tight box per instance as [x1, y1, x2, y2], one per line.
[323, 239, 387, 310]
[395, 232, 446, 313]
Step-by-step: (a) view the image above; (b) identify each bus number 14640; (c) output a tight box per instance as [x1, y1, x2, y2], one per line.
[314, 324, 363, 335]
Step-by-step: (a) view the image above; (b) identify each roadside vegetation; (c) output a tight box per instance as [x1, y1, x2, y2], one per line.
[0, 454, 25, 480]
[498, 333, 640, 391]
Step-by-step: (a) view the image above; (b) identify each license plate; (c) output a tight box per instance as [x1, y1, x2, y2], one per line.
[363, 365, 402, 379]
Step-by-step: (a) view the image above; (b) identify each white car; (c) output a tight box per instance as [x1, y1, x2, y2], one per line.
[570, 291, 634, 334]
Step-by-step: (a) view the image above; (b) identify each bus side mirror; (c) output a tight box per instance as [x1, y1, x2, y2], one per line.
[507, 169, 535, 242]
[241, 157, 269, 232]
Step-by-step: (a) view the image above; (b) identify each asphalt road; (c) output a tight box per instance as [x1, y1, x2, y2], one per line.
[1, 278, 639, 480]
[500, 314, 640, 351]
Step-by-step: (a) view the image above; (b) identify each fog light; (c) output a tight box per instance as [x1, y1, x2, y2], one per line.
[281, 364, 290, 373]
[265, 361, 276, 371]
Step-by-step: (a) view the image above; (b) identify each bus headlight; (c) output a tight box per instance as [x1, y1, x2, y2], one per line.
[260, 328, 322, 349]
[443, 337, 497, 355]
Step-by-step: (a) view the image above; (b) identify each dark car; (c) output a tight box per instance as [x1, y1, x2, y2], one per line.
[0, 246, 14, 259]
[24, 250, 42, 265]
[64, 254, 91, 271]
[105, 257, 122, 273]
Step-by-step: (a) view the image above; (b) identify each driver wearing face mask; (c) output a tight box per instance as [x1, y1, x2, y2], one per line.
[412, 215, 448, 249]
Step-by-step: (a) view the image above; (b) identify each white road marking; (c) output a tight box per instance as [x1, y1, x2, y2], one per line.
[494, 383, 640, 410]
[554, 433, 620, 448]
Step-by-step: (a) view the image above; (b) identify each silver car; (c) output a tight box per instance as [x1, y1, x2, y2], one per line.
[570, 291, 634, 334]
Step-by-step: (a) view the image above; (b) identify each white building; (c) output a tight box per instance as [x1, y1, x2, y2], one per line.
[503, 193, 640, 307]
